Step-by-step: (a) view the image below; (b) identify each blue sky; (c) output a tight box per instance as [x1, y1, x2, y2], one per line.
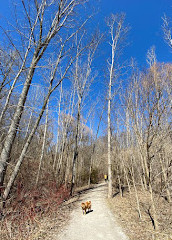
[96, 0, 172, 66]
[0, 0, 172, 136]
[0, 0, 171, 66]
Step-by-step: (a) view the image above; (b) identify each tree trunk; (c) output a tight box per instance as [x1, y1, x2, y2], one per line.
[70, 99, 81, 196]
[0, 56, 38, 191]
[107, 34, 114, 198]
[131, 156, 142, 219]
[53, 83, 63, 170]
[159, 153, 171, 203]
[35, 100, 49, 186]
[0, 0, 81, 197]
[106, 14, 126, 198]
[2, 91, 51, 203]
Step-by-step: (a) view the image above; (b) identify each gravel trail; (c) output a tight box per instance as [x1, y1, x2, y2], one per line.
[56, 183, 129, 240]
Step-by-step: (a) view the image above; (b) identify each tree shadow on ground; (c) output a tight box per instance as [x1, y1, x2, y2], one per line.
[113, 186, 129, 198]
[63, 183, 106, 206]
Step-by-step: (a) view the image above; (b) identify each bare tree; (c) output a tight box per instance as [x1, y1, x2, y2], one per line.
[53, 82, 63, 171]
[70, 33, 100, 195]
[125, 56, 172, 229]
[88, 102, 105, 186]
[35, 100, 49, 186]
[0, 48, 19, 96]
[0, 0, 89, 206]
[106, 13, 128, 198]
[162, 14, 172, 48]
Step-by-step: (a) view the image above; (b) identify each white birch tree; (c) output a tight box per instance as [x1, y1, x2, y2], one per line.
[106, 13, 128, 198]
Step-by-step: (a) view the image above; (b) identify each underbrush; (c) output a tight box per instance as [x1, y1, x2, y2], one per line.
[0, 182, 70, 240]
[108, 187, 172, 240]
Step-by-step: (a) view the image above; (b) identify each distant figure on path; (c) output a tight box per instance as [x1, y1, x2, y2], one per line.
[104, 174, 108, 182]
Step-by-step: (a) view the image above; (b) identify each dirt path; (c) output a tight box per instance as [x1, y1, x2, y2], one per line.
[56, 183, 129, 240]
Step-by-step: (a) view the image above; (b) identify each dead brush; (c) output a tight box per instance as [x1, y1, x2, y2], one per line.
[0, 182, 70, 240]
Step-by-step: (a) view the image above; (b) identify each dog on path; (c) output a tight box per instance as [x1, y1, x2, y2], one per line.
[81, 201, 91, 215]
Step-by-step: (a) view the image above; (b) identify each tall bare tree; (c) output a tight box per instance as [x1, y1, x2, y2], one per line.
[0, 0, 89, 206]
[70, 33, 100, 195]
[106, 13, 128, 198]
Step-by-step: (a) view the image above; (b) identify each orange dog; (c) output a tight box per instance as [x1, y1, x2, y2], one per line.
[81, 201, 91, 215]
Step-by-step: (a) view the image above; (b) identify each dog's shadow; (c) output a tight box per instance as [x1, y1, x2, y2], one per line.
[86, 209, 93, 214]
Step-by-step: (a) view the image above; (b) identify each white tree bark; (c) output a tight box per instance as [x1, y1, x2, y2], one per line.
[107, 14, 126, 198]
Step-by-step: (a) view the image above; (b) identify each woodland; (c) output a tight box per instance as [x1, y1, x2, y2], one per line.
[0, 0, 171, 239]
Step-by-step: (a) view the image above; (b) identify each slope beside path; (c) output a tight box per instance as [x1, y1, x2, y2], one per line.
[56, 183, 129, 240]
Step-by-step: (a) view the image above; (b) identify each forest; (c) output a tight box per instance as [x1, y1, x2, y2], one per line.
[0, 0, 171, 239]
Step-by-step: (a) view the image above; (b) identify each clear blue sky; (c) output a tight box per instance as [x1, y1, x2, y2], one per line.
[97, 0, 172, 66]
[0, 0, 172, 136]
[0, 0, 171, 65]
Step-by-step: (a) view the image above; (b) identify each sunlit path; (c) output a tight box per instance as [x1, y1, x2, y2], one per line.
[56, 184, 128, 240]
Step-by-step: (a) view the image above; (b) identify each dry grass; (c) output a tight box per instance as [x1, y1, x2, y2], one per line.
[0, 183, 96, 240]
[0, 203, 74, 240]
[0, 183, 75, 240]
[108, 188, 172, 240]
